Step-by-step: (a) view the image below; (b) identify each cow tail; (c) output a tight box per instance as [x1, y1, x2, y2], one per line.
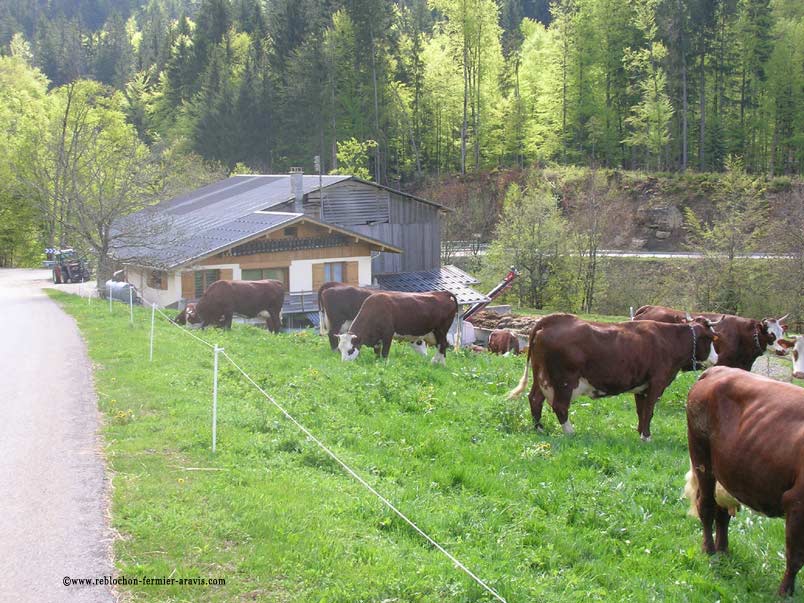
[683, 460, 699, 518]
[507, 343, 531, 399]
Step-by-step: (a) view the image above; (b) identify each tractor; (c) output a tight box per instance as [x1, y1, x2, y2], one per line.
[47, 248, 92, 284]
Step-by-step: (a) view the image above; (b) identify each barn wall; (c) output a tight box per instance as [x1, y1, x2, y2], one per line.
[351, 219, 441, 274]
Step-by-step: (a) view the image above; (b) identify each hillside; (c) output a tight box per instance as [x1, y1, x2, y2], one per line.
[417, 167, 803, 252]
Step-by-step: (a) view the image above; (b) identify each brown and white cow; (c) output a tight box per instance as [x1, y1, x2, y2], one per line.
[633, 305, 788, 370]
[508, 313, 720, 440]
[488, 329, 520, 355]
[337, 290, 458, 364]
[684, 366, 804, 596]
[778, 336, 804, 379]
[318, 282, 375, 350]
[184, 279, 284, 332]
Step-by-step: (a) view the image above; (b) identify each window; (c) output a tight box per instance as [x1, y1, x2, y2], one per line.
[194, 269, 220, 298]
[324, 262, 345, 283]
[283, 227, 298, 237]
[148, 270, 167, 290]
[241, 267, 288, 289]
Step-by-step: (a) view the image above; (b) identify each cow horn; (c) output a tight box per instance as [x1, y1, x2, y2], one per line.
[706, 315, 724, 327]
[777, 313, 790, 322]
[685, 311, 693, 322]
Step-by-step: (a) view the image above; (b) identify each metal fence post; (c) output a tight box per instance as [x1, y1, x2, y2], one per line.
[212, 345, 221, 453]
[149, 303, 156, 362]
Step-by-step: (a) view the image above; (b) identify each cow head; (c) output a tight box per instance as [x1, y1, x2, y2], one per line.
[183, 303, 200, 324]
[689, 316, 720, 367]
[777, 336, 804, 379]
[337, 333, 361, 361]
[762, 314, 788, 354]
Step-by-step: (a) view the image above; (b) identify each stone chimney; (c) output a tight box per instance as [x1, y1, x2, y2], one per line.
[290, 167, 304, 213]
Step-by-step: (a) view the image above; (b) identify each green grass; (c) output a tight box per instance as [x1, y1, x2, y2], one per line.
[51, 291, 791, 602]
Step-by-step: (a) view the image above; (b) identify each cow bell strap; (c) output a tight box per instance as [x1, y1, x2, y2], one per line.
[690, 324, 698, 371]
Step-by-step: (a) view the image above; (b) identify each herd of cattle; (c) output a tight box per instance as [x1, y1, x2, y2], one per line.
[173, 278, 803, 596]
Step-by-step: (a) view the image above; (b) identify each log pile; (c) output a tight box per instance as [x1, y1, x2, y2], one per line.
[466, 310, 540, 335]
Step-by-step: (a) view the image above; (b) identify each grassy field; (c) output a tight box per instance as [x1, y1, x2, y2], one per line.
[51, 291, 793, 602]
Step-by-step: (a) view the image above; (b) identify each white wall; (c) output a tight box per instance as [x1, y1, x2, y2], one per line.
[288, 256, 372, 292]
[128, 267, 182, 307]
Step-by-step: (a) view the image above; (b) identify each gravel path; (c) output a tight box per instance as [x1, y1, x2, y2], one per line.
[0, 269, 113, 603]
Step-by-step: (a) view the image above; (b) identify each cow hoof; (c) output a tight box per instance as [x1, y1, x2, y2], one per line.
[534, 423, 544, 433]
[561, 421, 575, 435]
[640, 434, 652, 443]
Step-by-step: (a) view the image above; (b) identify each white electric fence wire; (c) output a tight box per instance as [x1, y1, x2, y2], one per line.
[220, 348, 507, 603]
[129, 299, 505, 601]
[153, 306, 216, 349]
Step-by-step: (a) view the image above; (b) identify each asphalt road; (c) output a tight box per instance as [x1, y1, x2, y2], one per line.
[0, 269, 113, 603]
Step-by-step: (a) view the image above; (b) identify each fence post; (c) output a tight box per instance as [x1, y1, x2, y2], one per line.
[108, 284, 112, 313]
[129, 287, 134, 325]
[212, 344, 221, 453]
[149, 303, 156, 362]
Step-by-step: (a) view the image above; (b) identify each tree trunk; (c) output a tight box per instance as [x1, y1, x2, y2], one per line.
[699, 49, 706, 171]
[678, 0, 688, 170]
[370, 27, 381, 183]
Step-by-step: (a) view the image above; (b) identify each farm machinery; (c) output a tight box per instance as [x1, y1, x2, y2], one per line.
[46, 248, 92, 284]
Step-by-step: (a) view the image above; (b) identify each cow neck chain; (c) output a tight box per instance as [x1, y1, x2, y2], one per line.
[690, 324, 698, 372]
[753, 325, 763, 354]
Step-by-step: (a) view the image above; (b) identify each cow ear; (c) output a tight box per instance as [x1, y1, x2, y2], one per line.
[777, 338, 796, 349]
[351, 335, 358, 346]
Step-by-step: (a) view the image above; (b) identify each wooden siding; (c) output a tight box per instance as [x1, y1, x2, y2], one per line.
[203, 242, 373, 269]
[302, 182, 441, 274]
[320, 181, 391, 226]
[351, 217, 440, 274]
[181, 271, 194, 298]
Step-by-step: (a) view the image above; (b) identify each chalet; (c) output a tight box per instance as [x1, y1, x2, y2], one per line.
[113, 171, 488, 325]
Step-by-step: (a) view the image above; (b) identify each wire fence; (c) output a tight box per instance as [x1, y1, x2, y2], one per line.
[132, 294, 507, 602]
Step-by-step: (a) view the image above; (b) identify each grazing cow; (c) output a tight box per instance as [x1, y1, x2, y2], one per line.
[684, 366, 804, 597]
[778, 336, 804, 379]
[318, 282, 375, 350]
[337, 290, 458, 364]
[633, 305, 788, 370]
[488, 329, 520, 355]
[508, 313, 720, 440]
[184, 279, 284, 332]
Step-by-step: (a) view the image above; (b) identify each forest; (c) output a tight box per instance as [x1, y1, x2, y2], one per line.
[1, 0, 803, 183]
[1, 0, 803, 319]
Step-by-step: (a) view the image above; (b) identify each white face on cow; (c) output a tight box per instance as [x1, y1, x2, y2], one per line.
[763, 318, 787, 354]
[337, 333, 360, 361]
[705, 340, 719, 367]
[778, 336, 804, 379]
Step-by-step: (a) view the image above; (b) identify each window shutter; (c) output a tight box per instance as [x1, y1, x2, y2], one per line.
[344, 261, 359, 285]
[312, 263, 326, 289]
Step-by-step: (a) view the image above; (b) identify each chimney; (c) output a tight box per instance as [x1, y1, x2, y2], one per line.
[290, 167, 304, 212]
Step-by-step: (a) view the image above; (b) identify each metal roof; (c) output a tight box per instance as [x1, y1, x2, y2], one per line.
[112, 173, 415, 268]
[375, 265, 489, 305]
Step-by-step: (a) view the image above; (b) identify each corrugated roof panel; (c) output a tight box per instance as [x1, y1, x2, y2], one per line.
[375, 267, 489, 305]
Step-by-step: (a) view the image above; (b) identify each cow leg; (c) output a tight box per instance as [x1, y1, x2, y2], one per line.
[688, 438, 718, 555]
[527, 381, 546, 432]
[432, 330, 448, 365]
[780, 485, 804, 596]
[713, 506, 731, 553]
[550, 386, 575, 435]
[381, 335, 393, 359]
[222, 312, 233, 330]
[635, 388, 662, 441]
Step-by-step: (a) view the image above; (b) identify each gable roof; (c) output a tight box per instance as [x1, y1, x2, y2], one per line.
[112, 174, 439, 268]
